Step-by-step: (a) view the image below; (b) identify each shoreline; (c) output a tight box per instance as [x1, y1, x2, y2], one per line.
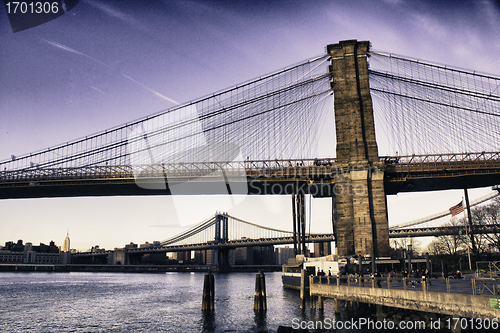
[0, 263, 282, 273]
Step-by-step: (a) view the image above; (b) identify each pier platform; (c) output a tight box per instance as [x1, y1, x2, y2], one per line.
[310, 275, 500, 318]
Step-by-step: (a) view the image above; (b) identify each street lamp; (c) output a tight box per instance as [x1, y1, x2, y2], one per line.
[407, 244, 413, 274]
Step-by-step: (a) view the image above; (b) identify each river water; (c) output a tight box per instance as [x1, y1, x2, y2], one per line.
[0, 271, 471, 332]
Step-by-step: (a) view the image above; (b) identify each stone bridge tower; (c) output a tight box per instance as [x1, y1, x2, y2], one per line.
[328, 40, 390, 257]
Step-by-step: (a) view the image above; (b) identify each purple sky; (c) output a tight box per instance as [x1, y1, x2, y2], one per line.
[1, 0, 499, 251]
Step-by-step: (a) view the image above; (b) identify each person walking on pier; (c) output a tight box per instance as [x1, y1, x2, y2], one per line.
[375, 271, 382, 288]
[425, 268, 431, 286]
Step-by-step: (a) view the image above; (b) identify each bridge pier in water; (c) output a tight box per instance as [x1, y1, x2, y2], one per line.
[328, 40, 390, 257]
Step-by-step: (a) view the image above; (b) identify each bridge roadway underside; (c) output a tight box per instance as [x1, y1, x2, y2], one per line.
[384, 172, 500, 195]
[0, 169, 499, 199]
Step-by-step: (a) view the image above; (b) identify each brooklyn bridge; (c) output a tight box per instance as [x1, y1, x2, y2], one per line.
[1, 40, 499, 259]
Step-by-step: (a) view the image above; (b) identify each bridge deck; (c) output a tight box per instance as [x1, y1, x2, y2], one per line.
[0, 153, 499, 199]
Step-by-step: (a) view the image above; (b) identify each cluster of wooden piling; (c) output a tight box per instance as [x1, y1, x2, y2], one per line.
[202, 270, 267, 312]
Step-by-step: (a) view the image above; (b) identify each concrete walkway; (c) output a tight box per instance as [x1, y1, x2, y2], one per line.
[310, 275, 500, 318]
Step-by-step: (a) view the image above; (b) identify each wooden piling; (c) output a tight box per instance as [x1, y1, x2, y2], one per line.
[254, 270, 267, 311]
[376, 304, 384, 322]
[202, 270, 215, 311]
[300, 269, 306, 309]
[309, 275, 313, 309]
[260, 270, 266, 310]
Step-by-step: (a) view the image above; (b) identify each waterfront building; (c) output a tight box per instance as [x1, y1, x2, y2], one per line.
[0, 239, 69, 264]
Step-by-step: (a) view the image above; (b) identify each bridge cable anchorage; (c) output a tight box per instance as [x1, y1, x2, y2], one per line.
[368, 50, 500, 156]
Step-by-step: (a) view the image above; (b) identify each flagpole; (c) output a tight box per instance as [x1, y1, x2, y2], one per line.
[463, 197, 472, 271]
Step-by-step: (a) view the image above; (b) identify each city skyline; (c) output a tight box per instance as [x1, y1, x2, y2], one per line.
[1, 1, 500, 250]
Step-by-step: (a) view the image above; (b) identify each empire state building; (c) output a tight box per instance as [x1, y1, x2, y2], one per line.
[63, 231, 70, 253]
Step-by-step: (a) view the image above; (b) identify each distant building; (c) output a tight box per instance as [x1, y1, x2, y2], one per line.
[253, 245, 274, 265]
[0, 239, 69, 264]
[194, 250, 207, 264]
[33, 241, 59, 253]
[313, 242, 331, 258]
[230, 247, 253, 265]
[90, 245, 106, 253]
[275, 246, 295, 265]
[4, 240, 25, 252]
[229, 245, 274, 265]
[63, 231, 70, 252]
[171, 251, 190, 262]
[206, 248, 217, 265]
[125, 242, 138, 250]
[140, 241, 161, 248]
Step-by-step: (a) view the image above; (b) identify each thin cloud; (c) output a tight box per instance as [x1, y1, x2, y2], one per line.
[89, 85, 105, 95]
[122, 74, 179, 104]
[85, 0, 149, 33]
[42, 38, 107, 66]
[42, 38, 179, 104]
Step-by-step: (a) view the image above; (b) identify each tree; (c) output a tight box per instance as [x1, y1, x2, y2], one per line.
[426, 196, 500, 255]
[471, 197, 500, 252]
[425, 217, 467, 256]
[390, 237, 422, 255]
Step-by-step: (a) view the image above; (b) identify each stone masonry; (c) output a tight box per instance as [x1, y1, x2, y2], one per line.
[328, 40, 390, 257]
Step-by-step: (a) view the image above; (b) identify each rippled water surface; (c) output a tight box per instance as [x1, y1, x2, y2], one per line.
[1, 271, 463, 332]
[0, 271, 349, 332]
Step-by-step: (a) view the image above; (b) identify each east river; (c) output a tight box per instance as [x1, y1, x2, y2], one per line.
[0, 271, 480, 332]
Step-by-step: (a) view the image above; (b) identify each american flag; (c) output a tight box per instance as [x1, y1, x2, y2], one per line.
[449, 201, 464, 216]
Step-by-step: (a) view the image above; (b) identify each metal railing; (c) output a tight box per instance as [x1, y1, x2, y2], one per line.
[311, 274, 500, 296]
[1, 152, 499, 186]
